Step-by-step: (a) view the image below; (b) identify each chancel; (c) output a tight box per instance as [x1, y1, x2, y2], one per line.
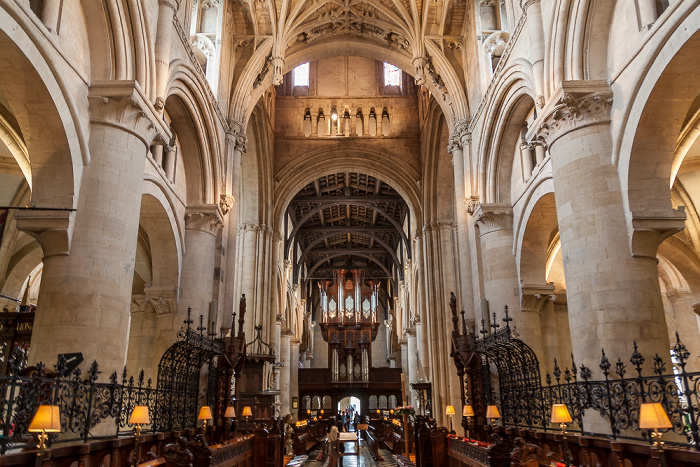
[0, 1, 699, 467]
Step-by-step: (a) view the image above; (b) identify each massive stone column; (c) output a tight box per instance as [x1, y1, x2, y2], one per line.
[154, 205, 223, 363]
[473, 204, 545, 361]
[22, 83, 167, 376]
[531, 82, 683, 370]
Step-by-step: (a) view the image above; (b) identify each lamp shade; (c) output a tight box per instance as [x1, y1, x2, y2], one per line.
[198, 406, 213, 420]
[463, 405, 475, 417]
[639, 403, 672, 429]
[446, 405, 455, 416]
[224, 406, 236, 418]
[28, 405, 61, 433]
[242, 406, 252, 417]
[129, 405, 150, 425]
[550, 404, 573, 424]
[485, 405, 501, 419]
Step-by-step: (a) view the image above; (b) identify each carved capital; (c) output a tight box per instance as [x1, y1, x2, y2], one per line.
[14, 209, 74, 258]
[185, 204, 224, 234]
[88, 81, 170, 147]
[200, 0, 220, 8]
[473, 203, 513, 235]
[219, 194, 235, 215]
[529, 81, 612, 148]
[551, 294, 568, 313]
[226, 119, 248, 154]
[465, 196, 480, 215]
[448, 119, 471, 153]
[148, 297, 177, 315]
[630, 208, 687, 259]
[520, 283, 555, 314]
[403, 326, 417, 337]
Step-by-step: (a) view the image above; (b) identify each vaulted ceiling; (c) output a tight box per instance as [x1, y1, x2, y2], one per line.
[227, 0, 469, 126]
[285, 172, 409, 285]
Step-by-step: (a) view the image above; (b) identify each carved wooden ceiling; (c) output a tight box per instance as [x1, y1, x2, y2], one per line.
[285, 172, 409, 283]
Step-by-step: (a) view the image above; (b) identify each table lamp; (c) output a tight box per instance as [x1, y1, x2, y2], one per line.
[463, 405, 474, 438]
[224, 406, 236, 441]
[129, 406, 150, 467]
[28, 405, 61, 467]
[198, 405, 213, 431]
[242, 406, 252, 424]
[485, 405, 500, 428]
[551, 404, 573, 467]
[446, 405, 455, 434]
[640, 403, 672, 467]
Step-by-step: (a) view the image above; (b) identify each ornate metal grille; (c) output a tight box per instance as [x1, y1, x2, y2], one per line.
[473, 307, 542, 428]
[156, 308, 224, 431]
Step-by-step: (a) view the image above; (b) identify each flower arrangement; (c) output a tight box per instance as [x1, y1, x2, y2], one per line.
[393, 406, 416, 417]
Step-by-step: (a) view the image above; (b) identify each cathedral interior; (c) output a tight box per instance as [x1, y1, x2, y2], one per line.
[1, 0, 700, 466]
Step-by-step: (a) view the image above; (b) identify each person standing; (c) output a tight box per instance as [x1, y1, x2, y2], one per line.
[327, 420, 339, 466]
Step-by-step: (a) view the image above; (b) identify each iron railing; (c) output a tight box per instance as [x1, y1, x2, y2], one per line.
[0, 309, 226, 454]
[501, 333, 699, 448]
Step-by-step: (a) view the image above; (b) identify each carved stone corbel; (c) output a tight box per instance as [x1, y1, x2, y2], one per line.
[630, 208, 687, 259]
[185, 204, 224, 234]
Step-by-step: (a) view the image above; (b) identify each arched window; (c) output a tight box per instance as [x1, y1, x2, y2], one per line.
[293, 62, 310, 87]
[383, 62, 402, 87]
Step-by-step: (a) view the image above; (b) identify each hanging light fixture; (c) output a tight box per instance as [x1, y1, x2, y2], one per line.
[331, 107, 338, 121]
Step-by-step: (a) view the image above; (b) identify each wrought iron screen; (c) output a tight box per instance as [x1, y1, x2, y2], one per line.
[474, 307, 543, 428]
[156, 308, 224, 430]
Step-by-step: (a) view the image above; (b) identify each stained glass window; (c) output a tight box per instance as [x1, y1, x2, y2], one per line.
[384, 62, 402, 87]
[293, 62, 309, 86]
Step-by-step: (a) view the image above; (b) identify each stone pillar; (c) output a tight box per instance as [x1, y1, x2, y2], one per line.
[520, 142, 534, 180]
[290, 338, 300, 418]
[447, 121, 475, 313]
[405, 326, 418, 406]
[221, 122, 245, 330]
[473, 204, 545, 361]
[155, 0, 180, 110]
[531, 82, 681, 371]
[666, 289, 700, 372]
[22, 83, 167, 376]
[533, 141, 546, 166]
[153, 205, 222, 362]
[524, 0, 545, 107]
[279, 330, 292, 415]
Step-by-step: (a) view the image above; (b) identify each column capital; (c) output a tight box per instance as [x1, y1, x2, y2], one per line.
[630, 208, 687, 259]
[185, 204, 224, 234]
[473, 203, 513, 235]
[520, 283, 555, 314]
[14, 209, 74, 258]
[403, 326, 417, 337]
[528, 80, 612, 148]
[290, 337, 301, 346]
[448, 119, 471, 154]
[226, 119, 248, 154]
[88, 81, 171, 147]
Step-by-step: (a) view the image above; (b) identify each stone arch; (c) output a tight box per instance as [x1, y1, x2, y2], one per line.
[229, 36, 468, 130]
[164, 84, 219, 206]
[273, 149, 423, 238]
[478, 62, 536, 204]
[139, 189, 182, 295]
[0, 19, 84, 214]
[617, 13, 700, 221]
[516, 185, 559, 288]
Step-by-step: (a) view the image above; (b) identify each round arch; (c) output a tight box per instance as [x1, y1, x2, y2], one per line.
[273, 149, 423, 238]
[0, 21, 85, 211]
[616, 11, 700, 219]
[475, 60, 536, 203]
